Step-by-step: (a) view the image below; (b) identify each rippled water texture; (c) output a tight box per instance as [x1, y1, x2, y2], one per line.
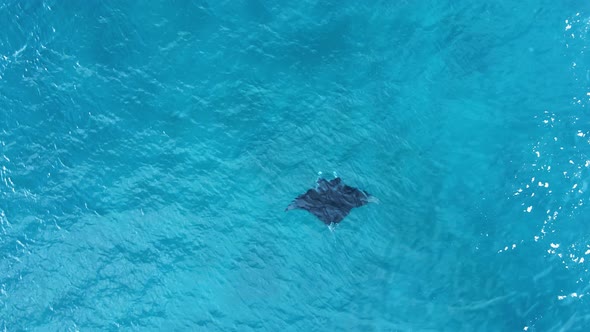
[1, 1, 590, 331]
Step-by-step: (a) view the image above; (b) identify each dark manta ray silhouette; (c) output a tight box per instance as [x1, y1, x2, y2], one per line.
[285, 176, 378, 225]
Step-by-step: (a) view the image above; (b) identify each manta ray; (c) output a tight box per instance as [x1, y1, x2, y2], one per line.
[285, 175, 378, 225]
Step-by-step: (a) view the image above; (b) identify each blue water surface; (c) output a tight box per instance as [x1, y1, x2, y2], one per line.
[1, 0, 590, 331]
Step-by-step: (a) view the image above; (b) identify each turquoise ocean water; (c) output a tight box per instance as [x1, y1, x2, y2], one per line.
[1, 0, 590, 330]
